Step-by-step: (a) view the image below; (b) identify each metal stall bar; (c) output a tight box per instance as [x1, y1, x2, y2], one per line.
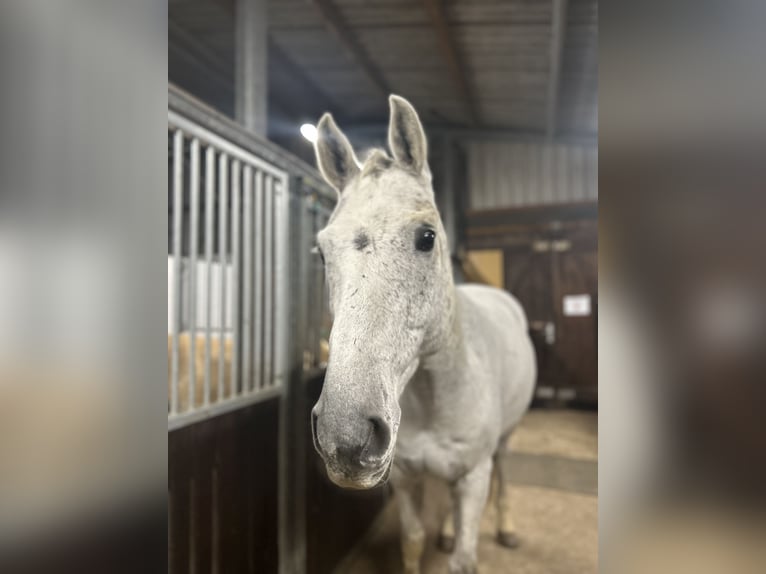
[170, 129, 184, 415]
[272, 174, 291, 386]
[169, 112, 285, 181]
[262, 174, 274, 387]
[302, 199, 314, 368]
[310, 196, 323, 368]
[230, 160, 241, 397]
[188, 138, 200, 411]
[217, 152, 229, 399]
[241, 166, 254, 394]
[204, 146, 215, 406]
[253, 171, 264, 390]
[312, 206, 323, 366]
[278, 174, 308, 574]
[310, 201, 334, 368]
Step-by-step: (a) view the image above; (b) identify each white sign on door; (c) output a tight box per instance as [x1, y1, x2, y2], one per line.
[563, 294, 591, 317]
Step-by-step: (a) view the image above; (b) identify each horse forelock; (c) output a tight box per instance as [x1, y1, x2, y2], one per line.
[360, 148, 394, 178]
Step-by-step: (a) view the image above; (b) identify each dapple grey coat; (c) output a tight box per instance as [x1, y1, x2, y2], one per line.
[311, 95, 536, 574]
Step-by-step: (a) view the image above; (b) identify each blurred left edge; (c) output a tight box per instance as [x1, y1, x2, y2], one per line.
[0, 1, 168, 573]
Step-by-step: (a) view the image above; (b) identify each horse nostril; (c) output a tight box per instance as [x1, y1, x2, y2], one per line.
[363, 416, 391, 462]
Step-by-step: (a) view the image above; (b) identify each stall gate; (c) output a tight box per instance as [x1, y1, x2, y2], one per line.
[167, 86, 339, 574]
[167, 97, 335, 428]
[168, 110, 291, 430]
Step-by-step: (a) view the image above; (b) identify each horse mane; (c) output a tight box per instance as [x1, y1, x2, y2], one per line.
[360, 148, 394, 178]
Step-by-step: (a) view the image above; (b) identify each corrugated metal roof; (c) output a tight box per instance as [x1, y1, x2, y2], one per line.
[467, 140, 598, 209]
[170, 0, 597, 136]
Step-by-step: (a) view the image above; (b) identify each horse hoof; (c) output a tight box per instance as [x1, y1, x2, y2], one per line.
[497, 530, 521, 549]
[437, 533, 455, 553]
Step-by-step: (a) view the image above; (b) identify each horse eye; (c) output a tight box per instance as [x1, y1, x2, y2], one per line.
[415, 227, 436, 252]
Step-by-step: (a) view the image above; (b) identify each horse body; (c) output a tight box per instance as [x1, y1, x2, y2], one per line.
[397, 285, 535, 483]
[310, 95, 536, 573]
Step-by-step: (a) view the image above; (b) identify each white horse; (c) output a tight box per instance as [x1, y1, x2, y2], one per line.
[310, 95, 536, 574]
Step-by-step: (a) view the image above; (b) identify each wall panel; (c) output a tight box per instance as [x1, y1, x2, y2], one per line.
[466, 140, 597, 209]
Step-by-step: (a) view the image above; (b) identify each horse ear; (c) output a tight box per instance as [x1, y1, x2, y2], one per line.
[388, 95, 429, 176]
[314, 113, 359, 193]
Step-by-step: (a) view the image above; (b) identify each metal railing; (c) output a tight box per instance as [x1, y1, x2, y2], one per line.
[301, 193, 334, 370]
[168, 113, 289, 429]
[167, 87, 335, 431]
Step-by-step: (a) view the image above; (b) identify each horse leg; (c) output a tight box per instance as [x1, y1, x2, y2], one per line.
[437, 509, 455, 553]
[448, 457, 492, 574]
[440, 432, 519, 557]
[395, 479, 425, 574]
[494, 441, 521, 548]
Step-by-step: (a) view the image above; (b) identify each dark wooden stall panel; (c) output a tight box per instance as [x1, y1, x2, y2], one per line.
[168, 399, 279, 574]
[304, 375, 390, 574]
[167, 374, 388, 574]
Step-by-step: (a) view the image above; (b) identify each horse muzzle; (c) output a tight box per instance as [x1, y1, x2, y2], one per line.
[311, 403, 395, 489]
[324, 456, 393, 490]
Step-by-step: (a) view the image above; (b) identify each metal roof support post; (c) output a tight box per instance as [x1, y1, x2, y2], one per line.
[235, 0, 268, 136]
[546, 0, 568, 139]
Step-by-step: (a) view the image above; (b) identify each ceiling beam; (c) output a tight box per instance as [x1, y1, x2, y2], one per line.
[309, 0, 393, 98]
[421, 0, 478, 126]
[269, 38, 345, 122]
[546, 0, 568, 138]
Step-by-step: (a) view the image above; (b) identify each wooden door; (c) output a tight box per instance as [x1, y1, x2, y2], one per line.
[503, 245, 559, 390]
[503, 220, 597, 403]
[466, 205, 597, 405]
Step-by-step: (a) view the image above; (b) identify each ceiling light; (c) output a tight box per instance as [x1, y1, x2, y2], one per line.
[300, 123, 317, 143]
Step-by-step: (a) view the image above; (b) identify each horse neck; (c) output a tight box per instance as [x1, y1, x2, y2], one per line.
[418, 258, 461, 368]
[406, 279, 467, 419]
